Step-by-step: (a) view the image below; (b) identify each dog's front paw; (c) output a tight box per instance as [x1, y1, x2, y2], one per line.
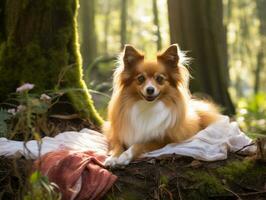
[104, 156, 119, 167]
[116, 147, 133, 165]
[104, 147, 134, 167]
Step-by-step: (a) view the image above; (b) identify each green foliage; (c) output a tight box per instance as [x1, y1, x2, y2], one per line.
[0, 108, 12, 137]
[236, 92, 266, 137]
[23, 171, 61, 200]
[0, 83, 75, 140]
[160, 174, 168, 184]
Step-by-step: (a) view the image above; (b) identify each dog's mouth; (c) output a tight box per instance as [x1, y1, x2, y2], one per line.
[140, 93, 160, 102]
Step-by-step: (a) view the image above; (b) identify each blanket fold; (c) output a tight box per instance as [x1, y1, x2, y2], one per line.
[34, 150, 117, 200]
[0, 116, 256, 161]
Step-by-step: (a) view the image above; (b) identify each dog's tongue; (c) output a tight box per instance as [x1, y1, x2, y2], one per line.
[146, 96, 156, 101]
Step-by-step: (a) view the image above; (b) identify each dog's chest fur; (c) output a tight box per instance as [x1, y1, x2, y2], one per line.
[122, 100, 174, 147]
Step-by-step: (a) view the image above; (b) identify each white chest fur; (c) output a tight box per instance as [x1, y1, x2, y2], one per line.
[122, 100, 174, 147]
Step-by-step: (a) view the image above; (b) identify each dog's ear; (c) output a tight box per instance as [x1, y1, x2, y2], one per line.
[157, 44, 179, 67]
[123, 44, 144, 69]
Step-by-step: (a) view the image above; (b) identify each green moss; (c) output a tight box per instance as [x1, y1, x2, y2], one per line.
[185, 170, 226, 199]
[159, 175, 169, 186]
[183, 160, 266, 199]
[217, 160, 253, 181]
[0, 0, 103, 125]
[217, 159, 266, 186]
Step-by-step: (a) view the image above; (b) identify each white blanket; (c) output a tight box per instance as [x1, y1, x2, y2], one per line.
[0, 116, 256, 161]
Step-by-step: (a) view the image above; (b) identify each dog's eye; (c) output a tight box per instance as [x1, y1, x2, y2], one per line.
[155, 75, 164, 84]
[137, 75, 145, 84]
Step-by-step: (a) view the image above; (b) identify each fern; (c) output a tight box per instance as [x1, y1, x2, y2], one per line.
[0, 108, 12, 137]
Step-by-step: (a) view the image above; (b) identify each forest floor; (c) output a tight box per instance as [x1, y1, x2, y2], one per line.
[0, 118, 266, 200]
[105, 154, 266, 200]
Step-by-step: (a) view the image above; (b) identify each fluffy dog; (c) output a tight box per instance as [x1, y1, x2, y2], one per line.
[104, 44, 220, 166]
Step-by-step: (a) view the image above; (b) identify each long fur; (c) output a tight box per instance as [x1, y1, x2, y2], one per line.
[103, 44, 220, 166]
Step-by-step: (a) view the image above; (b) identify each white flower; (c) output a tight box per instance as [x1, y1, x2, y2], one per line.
[16, 83, 35, 93]
[40, 94, 51, 101]
[17, 105, 26, 112]
[7, 108, 16, 115]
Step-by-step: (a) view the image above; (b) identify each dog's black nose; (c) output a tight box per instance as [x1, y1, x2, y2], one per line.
[146, 87, 155, 95]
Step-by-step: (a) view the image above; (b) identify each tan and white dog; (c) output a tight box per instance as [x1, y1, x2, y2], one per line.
[103, 44, 220, 166]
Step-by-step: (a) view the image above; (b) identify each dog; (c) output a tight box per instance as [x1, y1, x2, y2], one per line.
[103, 44, 220, 166]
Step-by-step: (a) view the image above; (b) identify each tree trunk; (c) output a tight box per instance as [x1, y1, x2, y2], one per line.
[120, 0, 128, 50]
[152, 0, 162, 50]
[0, 0, 103, 125]
[167, 0, 235, 115]
[254, 0, 266, 93]
[103, 0, 111, 55]
[78, 0, 97, 69]
[254, 49, 264, 93]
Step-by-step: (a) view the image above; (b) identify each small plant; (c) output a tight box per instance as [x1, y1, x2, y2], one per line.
[236, 92, 266, 138]
[0, 83, 66, 140]
[0, 108, 12, 137]
[0, 83, 67, 199]
[23, 171, 61, 200]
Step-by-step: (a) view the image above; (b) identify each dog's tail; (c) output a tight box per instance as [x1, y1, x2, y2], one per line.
[191, 99, 221, 129]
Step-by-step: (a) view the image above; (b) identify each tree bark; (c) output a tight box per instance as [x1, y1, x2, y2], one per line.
[104, 155, 266, 200]
[103, 1, 111, 55]
[78, 0, 97, 69]
[152, 0, 162, 50]
[120, 0, 128, 50]
[254, 0, 266, 93]
[167, 0, 235, 115]
[0, 0, 103, 125]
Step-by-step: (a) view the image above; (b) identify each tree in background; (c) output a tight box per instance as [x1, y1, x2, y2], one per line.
[78, 0, 97, 69]
[152, 0, 162, 50]
[120, 0, 128, 50]
[0, 0, 103, 125]
[167, 0, 235, 114]
[254, 0, 266, 93]
[103, 0, 111, 55]
[225, 0, 262, 98]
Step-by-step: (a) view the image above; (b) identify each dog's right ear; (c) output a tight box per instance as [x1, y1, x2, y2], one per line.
[157, 44, 179, 68]
[123, 45, 144, 69]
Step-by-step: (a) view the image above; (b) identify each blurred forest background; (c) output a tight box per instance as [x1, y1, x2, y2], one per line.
[78, 0, 266, 137]
[0, 0, 265, 199]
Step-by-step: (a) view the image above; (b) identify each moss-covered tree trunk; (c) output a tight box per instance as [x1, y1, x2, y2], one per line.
[0, 0, 103, 125]
[104, 155, 266, 200]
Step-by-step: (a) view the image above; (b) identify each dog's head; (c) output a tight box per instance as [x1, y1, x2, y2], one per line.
[114, 44, 189, 102]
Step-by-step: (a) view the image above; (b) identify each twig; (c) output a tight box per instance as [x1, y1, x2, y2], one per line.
[223, 186, 242, 200]
[162, 187, 174, 200]
[239, 190, 266, 196]
[49, 114, 80, 120]
[234, 142, 255, 154]
[114, 183, 122, 193]
[233, 181, 260, 192]
[176, 176, 183, 200]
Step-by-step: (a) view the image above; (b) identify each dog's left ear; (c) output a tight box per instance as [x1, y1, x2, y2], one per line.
[157, 44, 179, 67]
[123, 44, 144, 69]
